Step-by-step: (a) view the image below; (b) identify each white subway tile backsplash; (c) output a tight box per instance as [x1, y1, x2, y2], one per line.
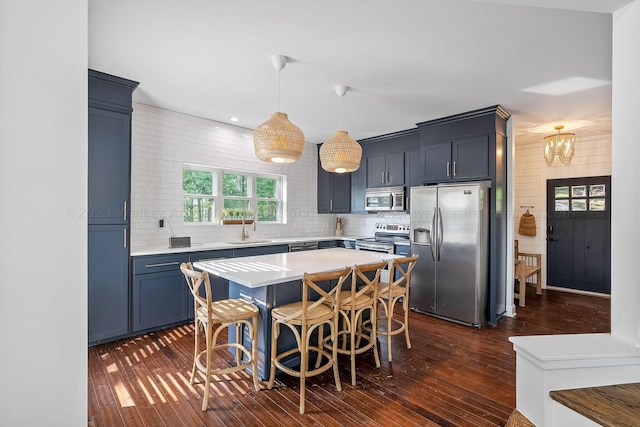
[131, 103, 331, 250]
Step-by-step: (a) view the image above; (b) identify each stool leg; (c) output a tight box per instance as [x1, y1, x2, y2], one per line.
[235, 323, 242, 366]
[299, 324, 308, 414]
[314, 323, 324, 370]
[331, 317, 342, 393]
[250, 314, 260, 392]
[350, 310, 357, 386]
[371, 306, 380, 368]
[403, 298, 411, 349]
[387, 301, 393, 362]
[201, 324, 213, 411]
[267, 319, 279, 390]
[190, 319, 200, 384]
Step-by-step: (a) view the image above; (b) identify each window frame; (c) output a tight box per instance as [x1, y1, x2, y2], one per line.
[182, 163, 286, 224]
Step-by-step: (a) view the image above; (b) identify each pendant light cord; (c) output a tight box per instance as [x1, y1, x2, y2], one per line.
[277, 68, 281, 112]
[339, 94, 343, 130]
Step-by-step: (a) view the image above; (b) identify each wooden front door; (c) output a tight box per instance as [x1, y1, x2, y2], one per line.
[546, 176, 611, 294]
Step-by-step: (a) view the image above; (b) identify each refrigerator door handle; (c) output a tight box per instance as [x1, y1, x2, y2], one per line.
[437, 207, 444, 261]
[430, 207, 437, 261]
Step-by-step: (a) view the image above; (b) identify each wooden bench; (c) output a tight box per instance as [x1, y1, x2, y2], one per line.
[513, 240, 542, 307]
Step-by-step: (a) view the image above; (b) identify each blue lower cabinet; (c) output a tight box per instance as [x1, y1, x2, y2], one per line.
[342, 240, 356, 249]
[131, 254, 189, 333]
[318, 240, 340, 249]
[395, 244, 410, 256]
[88, 225, 129, 344]
[233, 245, 289, 257]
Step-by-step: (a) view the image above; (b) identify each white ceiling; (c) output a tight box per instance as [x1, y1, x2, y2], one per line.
[88, 0, 631, 145]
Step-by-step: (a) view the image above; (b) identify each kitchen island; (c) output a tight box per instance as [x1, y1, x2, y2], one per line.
[193, 248, 399, 380]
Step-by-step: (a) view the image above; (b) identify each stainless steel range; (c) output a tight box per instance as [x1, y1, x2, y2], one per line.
[355, 223, 410, 254]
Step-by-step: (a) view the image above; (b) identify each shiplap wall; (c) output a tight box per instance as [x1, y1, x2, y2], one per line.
[514, 134, 612, 287]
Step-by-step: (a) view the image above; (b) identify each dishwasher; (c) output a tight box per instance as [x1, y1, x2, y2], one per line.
[288, 241, 319, 252]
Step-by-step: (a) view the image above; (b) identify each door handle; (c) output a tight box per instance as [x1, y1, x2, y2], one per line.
[437, 207, 444, 261]
[430, 208, 437, 262]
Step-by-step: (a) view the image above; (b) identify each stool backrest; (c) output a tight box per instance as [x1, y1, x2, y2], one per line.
[385, 255, 419, 296]
[347, 260, 388, 308]
[284, 266, 352, 325]
[180, 262, 212, 314]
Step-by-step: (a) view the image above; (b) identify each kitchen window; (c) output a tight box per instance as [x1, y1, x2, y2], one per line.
[183, 164, 285, 224]
[183, 167, 215, 222]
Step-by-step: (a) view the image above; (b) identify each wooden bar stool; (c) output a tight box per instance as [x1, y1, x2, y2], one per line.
[267, 266, 352, 414]
[371, 255, 419, 362]
[180, 262, 260, 411]
[323, 260, 387, 385]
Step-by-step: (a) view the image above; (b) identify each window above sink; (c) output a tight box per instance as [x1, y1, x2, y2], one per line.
[182, 163, 287, 225]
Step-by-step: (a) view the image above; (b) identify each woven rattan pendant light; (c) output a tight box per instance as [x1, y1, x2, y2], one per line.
[319, 85, 362, 173]
[253, 55, 305, 164]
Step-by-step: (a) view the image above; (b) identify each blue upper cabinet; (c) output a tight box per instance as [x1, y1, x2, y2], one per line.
[417, 105, 508, 186]
[88, 70, 139, 225]
[88, 108, 131, 224]
[352, 129, 419, 211]
[421, 136, 489, 183]
[317, 145, 352, 214]
[367, 152, 405, 188]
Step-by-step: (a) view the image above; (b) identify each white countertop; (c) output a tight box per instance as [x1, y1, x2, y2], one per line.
[130, 235, 365, 257]
[193, 247, 400, 288]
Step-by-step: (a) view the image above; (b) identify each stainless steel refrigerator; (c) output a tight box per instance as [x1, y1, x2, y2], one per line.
[409, 183, 489, 326]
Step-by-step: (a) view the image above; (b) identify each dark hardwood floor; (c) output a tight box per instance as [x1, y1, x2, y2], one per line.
[88, 287, 610, 426]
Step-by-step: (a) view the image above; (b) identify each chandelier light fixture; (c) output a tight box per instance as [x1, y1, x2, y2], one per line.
[319, 85, 362, 173]
[253, 55, 305, 164]
[543, 125, 575, 166]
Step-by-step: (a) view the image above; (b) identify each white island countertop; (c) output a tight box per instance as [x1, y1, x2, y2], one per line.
[193, 247, 400, 288]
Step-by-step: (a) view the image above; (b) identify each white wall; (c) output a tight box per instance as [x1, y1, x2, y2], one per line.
[513, 134, 612, 288]
[611, 0, 640, 346]
[130, 103, 410, 250]
[0, 0, 87, 425]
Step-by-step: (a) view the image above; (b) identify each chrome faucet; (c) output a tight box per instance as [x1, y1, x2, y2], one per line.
[241, 219, 249, 241]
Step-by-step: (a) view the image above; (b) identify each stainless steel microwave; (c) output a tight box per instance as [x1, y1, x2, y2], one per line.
[365, 186, 405, 211]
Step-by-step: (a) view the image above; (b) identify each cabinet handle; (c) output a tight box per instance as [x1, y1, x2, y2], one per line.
[446, 162, 450, 177]
[145, 261, 181, 268]
[196, 257, 228, 262]
[123, 201, 127, 221]
[330, 199, 333, 211]
[123, 229, 127, 248]
[386, 171, 390, 184]
[453, 161, 457, 177]
[381, 171, 385, 184]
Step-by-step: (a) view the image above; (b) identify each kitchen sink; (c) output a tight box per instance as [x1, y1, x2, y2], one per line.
[225, 239, 273, 245]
